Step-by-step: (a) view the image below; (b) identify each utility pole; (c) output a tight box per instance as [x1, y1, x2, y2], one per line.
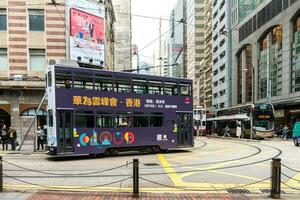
[159, 17, 162, 76]
[182, 0, 187, 78]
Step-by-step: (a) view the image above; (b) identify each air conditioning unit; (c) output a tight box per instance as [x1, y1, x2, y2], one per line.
[13, 75, 23, 81]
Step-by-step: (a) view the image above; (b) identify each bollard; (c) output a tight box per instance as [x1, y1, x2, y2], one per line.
[271, 158, 281, 199]
[132, 159, 139, 197]
[0, 156, 2, 192]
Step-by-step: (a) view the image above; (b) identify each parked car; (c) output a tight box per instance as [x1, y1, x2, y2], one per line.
[292, 122, 300, 146]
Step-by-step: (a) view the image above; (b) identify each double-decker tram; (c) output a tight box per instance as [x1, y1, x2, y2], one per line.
[207, 103, 274, 139]
[46, 64, 193, 156]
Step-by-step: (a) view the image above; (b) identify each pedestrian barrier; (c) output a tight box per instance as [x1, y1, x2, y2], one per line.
[0, 157, 300, 198]
[271, 158, 281, 199]
[0, 156, 2, 192]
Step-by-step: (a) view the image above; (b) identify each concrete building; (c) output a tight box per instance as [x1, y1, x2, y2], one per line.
[211, 0, 232, 109]
[186, 0, 206, 107]
[0, 0, 115, 144]
[203, 0, 213, 109]
[112, 0, 132, 72]
[231, 0, 300, 126]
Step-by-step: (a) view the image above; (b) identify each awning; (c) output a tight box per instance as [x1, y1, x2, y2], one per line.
[207, 114, 250, 121]
[0, 104, 11, 115]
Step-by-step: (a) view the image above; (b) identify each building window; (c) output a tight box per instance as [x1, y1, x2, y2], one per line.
[29, 49, 46, 71]
[0, 9, 7, 31]
[258, 26, 282, 99]
[237, 45, 253, 104]
[29, 9, 44, 31]
[292, 15, 300, 92]
[0, 48, 7, 71]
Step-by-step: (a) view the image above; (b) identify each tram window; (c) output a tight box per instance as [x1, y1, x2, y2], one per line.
[48, 109, 53, 127]
[96, 115, 114, 128]
[75, 112, 94, 128]
[133, 79, 147, 94]
[179, 84, 191, 96]
[55, 75, 72, 89]
[164, 82, 178, 96]
[115, 80, 131, 93]
[95, 80, 113, 91]
[115, 113, 132, 127]
[150, 113, 163, 127]
[133, 114, 148, 127]
[47, 71, 52, 87]
[73, 75, 94, 90]
[149, 81, 163, 95]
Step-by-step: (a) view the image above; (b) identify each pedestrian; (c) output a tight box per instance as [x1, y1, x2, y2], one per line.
[277, 125, 283, 138]
[1, 125, 8, 150]
[43, 124, 48, 145]
[8, 127, 17, 150]
[222, 124, 231, 138]
[236, 120, 241, 139]
[282, 125, 289, 140]
[36, 126, 44, 150]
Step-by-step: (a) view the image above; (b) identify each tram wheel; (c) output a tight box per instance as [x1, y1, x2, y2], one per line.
[152, 146, 160, 153]
[294, 138, 299, 146]
[110, 149, 119, 156]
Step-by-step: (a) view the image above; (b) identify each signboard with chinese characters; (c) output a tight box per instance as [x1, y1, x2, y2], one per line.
[55, 88, 192, 111]
[68, 0, 105, 65]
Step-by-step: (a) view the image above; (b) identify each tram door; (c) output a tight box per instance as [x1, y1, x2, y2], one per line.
[58, 110, 74, 153]
[176, 113, 193, 146]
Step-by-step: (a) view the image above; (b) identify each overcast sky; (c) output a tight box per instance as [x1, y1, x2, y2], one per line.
[132, 0, 177, 64]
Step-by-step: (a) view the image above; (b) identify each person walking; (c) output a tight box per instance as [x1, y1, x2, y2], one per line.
[282, 125, 289, 140]
[222, 124, 231, 138]
[236, 120, 242, 139]
[1, 125, 8, 150]
[36, 126, 45, 151]
[8, 127, 17, 150]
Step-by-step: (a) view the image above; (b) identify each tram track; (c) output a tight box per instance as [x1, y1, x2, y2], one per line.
[139, 138, 283, 172]
[3, 139, 283, 174]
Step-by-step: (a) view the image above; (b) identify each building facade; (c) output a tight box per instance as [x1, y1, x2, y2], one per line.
[112, 0, 132, 72]
[211, 0, 232, 109]
[0, 0, 115, 144]
[203, 0, 212, 109]
[186, 0, 206, 107]
[231, 0, 300, 126]
[168, 3, 184, 78]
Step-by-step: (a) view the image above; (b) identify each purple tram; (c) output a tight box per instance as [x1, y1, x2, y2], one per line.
[46, 64, 194, 156]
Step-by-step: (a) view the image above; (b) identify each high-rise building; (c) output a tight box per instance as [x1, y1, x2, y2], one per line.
[204, 0, 212, 109]
[0, 0, 115, 142]
[231, 0, 300, 126]
[168, 3, 184, 78]
[186, 0, 206, 107]
[158, 18, 169, 77]
[112, 0, 132, 72]
[211, 0, 232, 109]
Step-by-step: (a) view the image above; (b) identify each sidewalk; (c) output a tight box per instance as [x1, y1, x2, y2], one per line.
[0, 190, 300, 200]
[0, 141, 46, 156]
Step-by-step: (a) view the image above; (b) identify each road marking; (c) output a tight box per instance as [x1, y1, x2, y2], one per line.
[167, 148, 240, 161]
[157, 153, 299, 190]
[286, 171, 300, 187]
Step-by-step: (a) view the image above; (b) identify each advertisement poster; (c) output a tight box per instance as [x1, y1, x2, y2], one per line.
[68, 0, 105, 65]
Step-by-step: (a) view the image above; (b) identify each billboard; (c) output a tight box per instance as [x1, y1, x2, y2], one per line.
[68, 0, 105, 65]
